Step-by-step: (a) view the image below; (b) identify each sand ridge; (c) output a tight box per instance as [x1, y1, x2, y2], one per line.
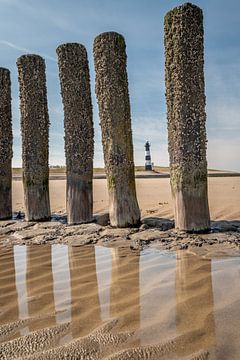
[0, 244, 240, 359]
[0, 177, 239, 359]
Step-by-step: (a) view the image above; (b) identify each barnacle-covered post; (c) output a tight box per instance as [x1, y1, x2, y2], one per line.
[0, 68, 12, 219]
[17, 55, 51, 221]
[164, 3, 210, 232]
[56, 43, 94, 224]
[93, 32, 140, 228]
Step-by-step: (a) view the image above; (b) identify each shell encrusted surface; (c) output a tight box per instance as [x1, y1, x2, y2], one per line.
[17, 55, 49, 186]
[164, 3, 208, 190]
[93, 32, 136, 189]
[0, 68, 12, 168]
[57, 43, 94, 178]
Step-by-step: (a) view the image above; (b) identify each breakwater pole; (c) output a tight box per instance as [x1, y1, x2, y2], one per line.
[93, 32, 140, 227]
[0, 68, 12, 219]
[164, 3, 210, 232]
[17, 55, 51, 221]
[57, 43, 94, 224]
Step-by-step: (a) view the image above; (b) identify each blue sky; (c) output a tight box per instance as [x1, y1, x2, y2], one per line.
[0, 0, 239, 171]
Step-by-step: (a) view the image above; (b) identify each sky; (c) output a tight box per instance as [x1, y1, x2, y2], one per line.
[0, 0, 239, 171]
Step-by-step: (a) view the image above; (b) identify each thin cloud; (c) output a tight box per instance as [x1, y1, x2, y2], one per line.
[1, 1, 239, 171]
[0, 40, 56, 62]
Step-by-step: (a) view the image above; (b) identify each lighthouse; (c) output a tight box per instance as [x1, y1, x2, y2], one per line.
[145, 141, 152, 170]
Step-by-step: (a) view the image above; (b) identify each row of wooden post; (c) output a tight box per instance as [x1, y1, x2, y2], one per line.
[0, 3, 210, 232]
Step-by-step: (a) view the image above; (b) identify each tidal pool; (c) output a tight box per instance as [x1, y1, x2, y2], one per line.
[0, 244, 239, 359]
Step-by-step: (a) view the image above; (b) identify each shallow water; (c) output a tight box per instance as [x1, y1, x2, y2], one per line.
[0, 244, 240, 359]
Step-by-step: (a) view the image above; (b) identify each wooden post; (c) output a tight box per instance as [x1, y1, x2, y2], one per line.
[56, 43, 94, 224]
[164, 3, 210, 232]
[0, 68, 12, 219]
[93, 32, 140, 228]
[17, 55, 51, 221]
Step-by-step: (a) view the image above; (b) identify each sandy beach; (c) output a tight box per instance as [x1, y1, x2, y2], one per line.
[0, 0, 239, 357]
[0, 176, 239, 359]
[0, 243, 240, 359]
[12, 177, 240, 220]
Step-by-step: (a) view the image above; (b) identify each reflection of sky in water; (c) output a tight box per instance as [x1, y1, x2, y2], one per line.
[14, 246, 28, 320]
[10, 245, 178, 333]
[2, 245, 240, 357]
[140, 249, 176, 345]
[212, 257, 240, 302]
[95, 246, 112, 321]
[51, 245, 71, 324]
[212, 257, 240, 357]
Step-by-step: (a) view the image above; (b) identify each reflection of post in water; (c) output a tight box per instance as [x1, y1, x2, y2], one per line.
[68, 246, 101, 337]
[26, 246, 55, 329]
[175, 252, 216, 356]
[0, 247, 19, 324]
[110, 248, 140, 333]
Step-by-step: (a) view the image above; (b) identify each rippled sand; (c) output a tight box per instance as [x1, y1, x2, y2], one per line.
[12, 177, 240, 220]
[0, 244, 240, 359]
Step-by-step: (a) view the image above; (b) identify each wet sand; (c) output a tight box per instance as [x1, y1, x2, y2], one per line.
[1, 176, 239, 359]
[13, 176, 240, 220]
[0, 244, 240, 359]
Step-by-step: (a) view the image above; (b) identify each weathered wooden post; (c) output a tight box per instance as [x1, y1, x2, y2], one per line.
[17, 55, 51, 221]
[0, 68, 12, 219]
[93, 32, 140, 228]
[56, 43, 94, 224]
[164, 3, 210, 232]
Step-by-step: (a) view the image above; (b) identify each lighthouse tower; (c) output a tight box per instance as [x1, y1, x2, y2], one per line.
[145, 141, 152, 170]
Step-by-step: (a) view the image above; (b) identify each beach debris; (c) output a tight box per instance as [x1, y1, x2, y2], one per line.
[17, 55, 51, 221]
[93, 212, 110, 226]
[0, 216, 240, 250]
[13, 211, 24, 220]
[131, 229, 169, 243]
[211, 220, 240, 232]
[93, 32, 140, 228]
[57, 43, 94, 225]
[164, 3, 210, 232]
[100, 227, 133, 240]
[142, 217, 174, 230]
[64, 234, 95, 246]
[13, 227, 57, 241]
[0, 68, 12, 220]
[62, 222, 102, 237]
[139, 223, 149, 230]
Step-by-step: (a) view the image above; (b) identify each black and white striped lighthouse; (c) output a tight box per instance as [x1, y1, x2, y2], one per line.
[145, 141, 152, 170]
